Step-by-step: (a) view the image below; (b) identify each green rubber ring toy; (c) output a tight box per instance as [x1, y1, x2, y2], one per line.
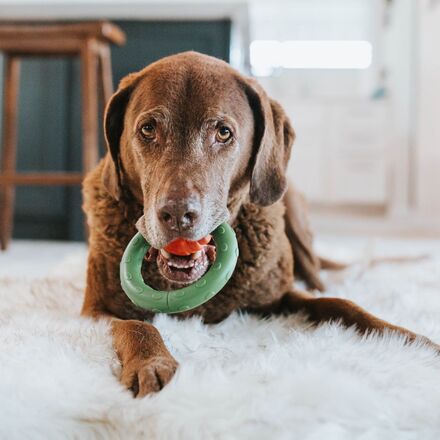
[120, 223, 239, 314]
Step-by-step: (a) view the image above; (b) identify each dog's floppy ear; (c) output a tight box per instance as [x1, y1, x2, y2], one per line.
[102, 73, 139, 200]
[243, 78, 295, 206]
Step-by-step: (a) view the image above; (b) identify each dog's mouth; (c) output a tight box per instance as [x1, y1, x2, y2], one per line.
[145, 236, 216, 285]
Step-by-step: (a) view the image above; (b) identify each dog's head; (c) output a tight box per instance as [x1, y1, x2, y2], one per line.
[103, 52, 294, 284]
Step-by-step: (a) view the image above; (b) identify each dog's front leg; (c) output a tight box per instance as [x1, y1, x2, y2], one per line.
[276, 290, 440, 351]
[82, 253, 178, 397]
[111, 319, 178, 397]
[83, 312, 178, 397]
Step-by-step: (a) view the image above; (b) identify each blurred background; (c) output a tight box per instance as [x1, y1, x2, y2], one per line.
[0, 0, 439, 244]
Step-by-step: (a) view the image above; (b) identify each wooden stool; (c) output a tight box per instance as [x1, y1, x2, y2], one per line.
[0, 21, 126, 250]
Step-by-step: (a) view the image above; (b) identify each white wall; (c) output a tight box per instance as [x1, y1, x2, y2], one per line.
[250, 0, 390, 207]
[381, 0, 416, 215]
[416, 0, 440, 216]
[250, 0, 440, 226]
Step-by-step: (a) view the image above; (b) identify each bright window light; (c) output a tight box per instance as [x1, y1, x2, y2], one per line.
[250, 40, 373, 75]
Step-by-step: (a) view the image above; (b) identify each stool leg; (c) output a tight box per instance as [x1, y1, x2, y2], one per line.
[81, 38, 100, 174]
[98, 43, 114, 108]
[80, 39, 100, 241]
[0, 56, 20, 251]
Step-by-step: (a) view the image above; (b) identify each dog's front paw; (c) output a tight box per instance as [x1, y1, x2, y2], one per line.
[120, 355, 178, 397]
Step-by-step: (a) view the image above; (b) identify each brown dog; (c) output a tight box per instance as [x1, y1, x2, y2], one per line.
[82, 52, 437, 397]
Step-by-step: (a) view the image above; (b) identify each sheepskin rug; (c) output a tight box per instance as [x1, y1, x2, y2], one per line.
[1, 236, 440, 440]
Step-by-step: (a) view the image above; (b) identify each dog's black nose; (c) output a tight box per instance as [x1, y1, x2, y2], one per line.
[157, 197, 201, 232]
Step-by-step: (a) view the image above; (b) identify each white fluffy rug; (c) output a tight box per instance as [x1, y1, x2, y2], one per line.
[1, 237, 440, 439]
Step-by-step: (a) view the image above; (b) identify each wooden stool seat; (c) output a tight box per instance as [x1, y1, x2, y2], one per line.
[0, 21, 126, 54]
[0, 21, 126, 249]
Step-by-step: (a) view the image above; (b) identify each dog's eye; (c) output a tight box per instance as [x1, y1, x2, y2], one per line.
[216, 126, 232, 143]
[140, 123, 156, 140]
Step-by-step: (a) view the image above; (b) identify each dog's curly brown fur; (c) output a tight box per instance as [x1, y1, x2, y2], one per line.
[82, 52, 438, 397]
